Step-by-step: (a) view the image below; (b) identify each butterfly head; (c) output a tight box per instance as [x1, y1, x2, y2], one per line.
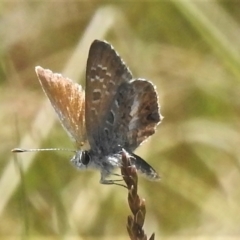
[70, 150, 92, 170]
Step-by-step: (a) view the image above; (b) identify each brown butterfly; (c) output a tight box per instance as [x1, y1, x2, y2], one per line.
[15, 40, 162, 184]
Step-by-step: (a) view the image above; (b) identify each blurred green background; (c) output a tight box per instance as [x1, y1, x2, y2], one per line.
[1, 1, 240, 239]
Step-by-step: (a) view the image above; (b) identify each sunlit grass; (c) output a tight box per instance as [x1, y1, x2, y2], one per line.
[0, 1, 240, 239]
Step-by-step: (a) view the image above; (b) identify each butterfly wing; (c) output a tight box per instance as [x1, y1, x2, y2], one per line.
[109, 78, 161, 152]
[35, 66, 87, 147]
[85, 40, 132, 153]
[110, 79, 161, 180]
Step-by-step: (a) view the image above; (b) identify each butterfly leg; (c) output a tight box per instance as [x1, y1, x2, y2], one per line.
[100, 174, 127, 188]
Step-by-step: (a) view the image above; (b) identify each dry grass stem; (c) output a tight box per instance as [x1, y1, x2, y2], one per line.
[121, 149, 156, 240]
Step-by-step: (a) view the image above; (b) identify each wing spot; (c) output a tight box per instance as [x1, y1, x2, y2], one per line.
[91, 75, 100, 82]
[91, 108, 97, 118]
[104, 128, 109, 138]
[109, 80, 115, 86]
[97, 64, 107, 71]
[106, 110, 115, 125]
[115, 99, 119, 107]
[146, 112, 160, 123]
[93, 90, 101, 101]
[145, 105, 151, 111]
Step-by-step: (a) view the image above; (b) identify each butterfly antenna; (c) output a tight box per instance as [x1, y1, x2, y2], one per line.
[11, 148, 76, 153]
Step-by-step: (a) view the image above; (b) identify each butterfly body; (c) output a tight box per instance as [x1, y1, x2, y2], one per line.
[35, 40, 162, 184]
[71, 150, 121, 183]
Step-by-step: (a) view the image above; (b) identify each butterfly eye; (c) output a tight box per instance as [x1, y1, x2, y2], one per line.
[81, 151, 91, 165]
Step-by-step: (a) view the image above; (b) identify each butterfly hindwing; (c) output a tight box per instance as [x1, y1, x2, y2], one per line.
[105, 79, 161, 153]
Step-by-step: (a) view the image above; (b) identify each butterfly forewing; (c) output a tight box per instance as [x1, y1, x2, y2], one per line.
[35, 67, 87, 147]
[85, 40, 132, 151]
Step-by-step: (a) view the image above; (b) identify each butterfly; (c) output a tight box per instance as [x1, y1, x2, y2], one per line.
[34, 40, 162, 184]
